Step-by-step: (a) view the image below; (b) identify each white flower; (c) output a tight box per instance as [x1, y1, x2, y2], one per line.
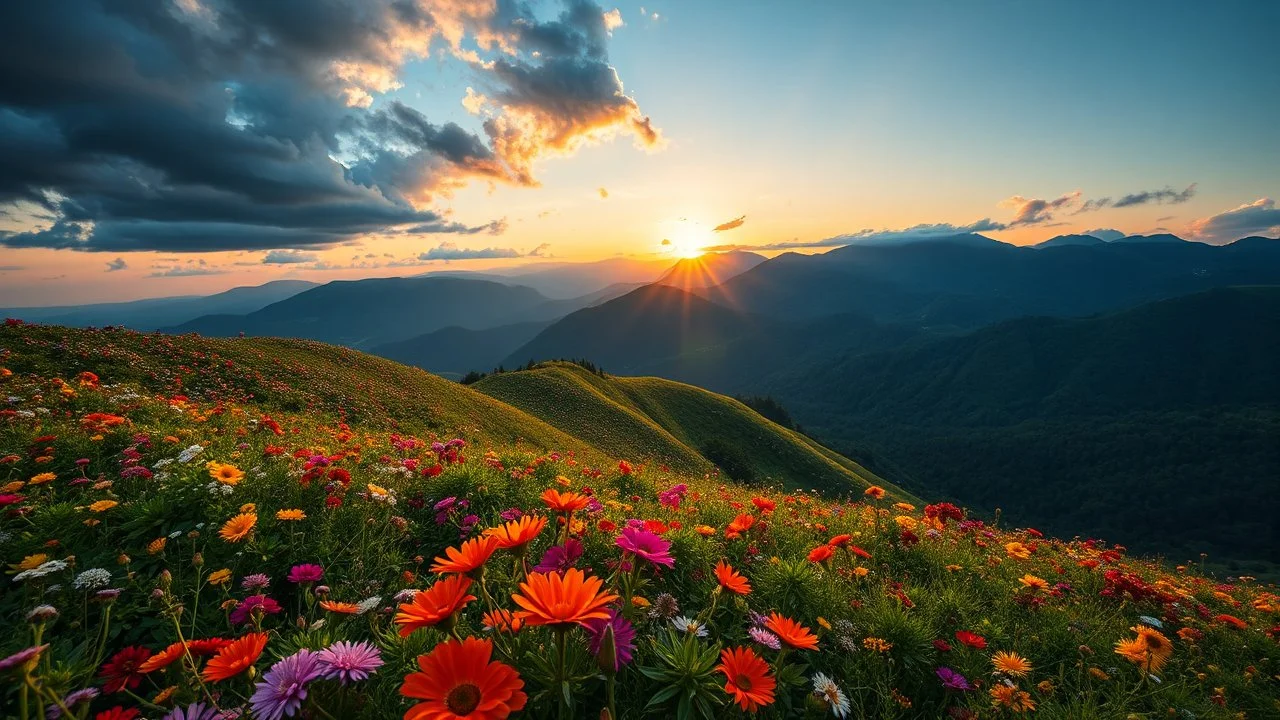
[168, 530, 183, 539]
[16, 409, 34, 418]
[153, 458, 174, 469]
[355, 596, 383, 615]
[177, 445, 204, 463]
[13, 560, 68, 582]
[1139, 615, 1163, 629]
[35, 407, 49, 415]
[73, 568, 113, 591]
[205, 482, 234, 496]
[671, 616, 708, 637]
[812, 673, 850, 718]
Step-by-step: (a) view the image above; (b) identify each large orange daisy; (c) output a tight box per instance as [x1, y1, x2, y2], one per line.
[714, 559, 751, 596]
[394, 576, 476, 637]
[431, 536, 500, 576]
[540, 489, 590, 514]
[218, 513, 257, 543]
[725, 514, 755, 536]
[138, 642, 188, 674]
[484, 515, 547, 550]
[401, 637, 527, 720]
[717, 646, 776, 712]
[320, 601, 361, 615]
[764, 612, 819, 651]
[201, 632, 267, 682]
[510, 568, 618, 629]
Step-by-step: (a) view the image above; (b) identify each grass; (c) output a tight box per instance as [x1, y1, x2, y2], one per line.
[1, 323, 1276, 720]
[477, 362, 903, 498]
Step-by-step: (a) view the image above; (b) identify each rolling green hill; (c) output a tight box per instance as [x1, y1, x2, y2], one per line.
[0, 324, 902, 499]
[474, 361, 900, 496]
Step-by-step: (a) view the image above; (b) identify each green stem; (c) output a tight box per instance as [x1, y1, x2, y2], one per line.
[89, 604, 114, 672]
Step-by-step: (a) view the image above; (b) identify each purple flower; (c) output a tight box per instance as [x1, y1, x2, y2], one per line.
[936, 666, 971, 691]
[584, 609, 636, 672]
[250, 649, 325, 720]
[0, 645, 47, 672]
[433, 496, 457, 511]
[229, 595, 282, 625]
[46, 687, 99, 719]
[615, 527, 675, 569]
[287, 564, 323, 584]
[315, 641, 384, 685]
[533, 539, 583, 573]
[748, 627, 782, 650]
[162, 704, 225, 720]
[499, 507, 524, 521]
[241, 573, 271, 591]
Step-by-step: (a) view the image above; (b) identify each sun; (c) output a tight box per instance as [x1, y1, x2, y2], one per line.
[664, 224, 709, 259]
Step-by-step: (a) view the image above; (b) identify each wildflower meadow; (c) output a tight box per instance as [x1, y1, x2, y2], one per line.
[1, 323, 1276, 719]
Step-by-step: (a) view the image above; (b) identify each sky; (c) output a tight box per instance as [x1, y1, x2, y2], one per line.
[1, 0, 1278, 305]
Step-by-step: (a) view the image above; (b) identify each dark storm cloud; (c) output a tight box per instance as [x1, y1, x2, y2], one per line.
[0, 0, 659, 253]
[1113, 183, 1197, 208]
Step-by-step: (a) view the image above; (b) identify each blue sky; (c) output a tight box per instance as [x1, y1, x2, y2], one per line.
[1, 0, 1277, 304]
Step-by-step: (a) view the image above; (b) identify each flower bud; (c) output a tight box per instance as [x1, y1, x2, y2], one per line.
[158, 569, 172, 589]
[597, 623, 617, 674]
[192, 552, 204, 567]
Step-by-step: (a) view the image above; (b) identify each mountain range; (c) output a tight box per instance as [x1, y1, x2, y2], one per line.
[6, 231, 1278, 565]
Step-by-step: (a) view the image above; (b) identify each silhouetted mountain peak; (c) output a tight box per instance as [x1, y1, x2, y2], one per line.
[1034, 234, 1105, 249]
[1114, 233, 1187, 244]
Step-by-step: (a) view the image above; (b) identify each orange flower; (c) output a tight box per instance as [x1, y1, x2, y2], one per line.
[401, 637, 527, 720]
[482, 609, 524, 634]
[218, 513, 257, 543]
[511, 568, 618, 629]
[726, 513, 755, 536]
[275, 509, 306, 521]
[827, 533, 852, 548]
[484, 515, 547, 549]
[807, 545, 834, 563]
[1005, 542, 1032, 560]
[864, 486, 886, 500]
[89, 500, 119, 512]
[717, 646, 776, 712]
[431, 536, 500, 576]
[139, 643, 188, 674]
[714, 559, 751, 595]
[540, 488, 590, 514]
[764, 612, 819, 651]
[201, 632, 267, 682]
[394, 576, 476, 636]
[320, 601, 361, 615]
[695, 525, 717, 537]
[206, 462, 244, 486]
[147, 538, 167, 555]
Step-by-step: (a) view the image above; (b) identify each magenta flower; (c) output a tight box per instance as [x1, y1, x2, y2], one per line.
[287, 564, 323, 584]
[250, 649, 325, 720]
[241, 573, 271, 591]
[533, 539, 583, 573]
[615, 527, 675, 569]
[315, 641, 384, 685]
[585, 609, 637, 672]
[229, 594, 282, 625]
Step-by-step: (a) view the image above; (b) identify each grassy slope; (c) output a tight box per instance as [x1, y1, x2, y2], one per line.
[2, 323, 1276, 719]
[0, 325, 587, 454]
[476, 362, 906, 498]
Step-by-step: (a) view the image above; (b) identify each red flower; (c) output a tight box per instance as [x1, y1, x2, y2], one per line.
[751, 497, 776, 514]
[807, 545, 834, 563]
[955, 630, 986, 649]
[95, 708, 140, 720]
[99, 646, 153, 693]
[933, 639, 952, 652]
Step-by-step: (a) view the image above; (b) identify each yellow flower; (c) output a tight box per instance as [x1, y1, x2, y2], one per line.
[992, 651, 1033, 677]
[207, 568, 233, 586]
[276, 508, 306, 521]
[14, 553, 49, 570]
[153, 686, 178, 704]
[892, 502, 915, 512]
[863, 637, 893, 653]
[30, 472, 56, 485]
[853, 567, 869, 577]
[1005, 542, 1032, 560]
[1019, 574, 1049, 592]
[555, 475, 572, 487]
[817, 616, 832, 631]
[1, 481, 25, 493]
[239, 503, 256, 514]
[147, 538, 167, 555]
[946, 564, 963, 572]
[894, 515, 917, 530]
[89, 500, 119, 512]
[631, 595, 651, 608]
[206, 461, 244, 486]
[90, 435, 104, 442]
[367, 483, 388, 497]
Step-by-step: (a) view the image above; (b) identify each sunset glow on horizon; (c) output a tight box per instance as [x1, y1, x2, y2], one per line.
[1, 1, 1278, 305]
